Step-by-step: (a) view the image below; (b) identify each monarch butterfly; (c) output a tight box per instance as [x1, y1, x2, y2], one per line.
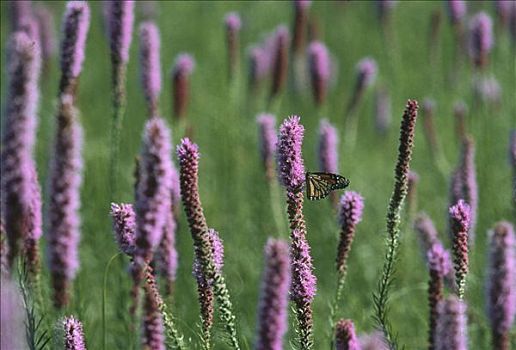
[305, 172, 350, 200]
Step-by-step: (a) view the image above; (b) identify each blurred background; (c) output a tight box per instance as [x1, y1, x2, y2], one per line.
[1, 1, 514, 348]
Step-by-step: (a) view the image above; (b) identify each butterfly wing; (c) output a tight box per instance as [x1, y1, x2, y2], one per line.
[306, 172, 350, 200]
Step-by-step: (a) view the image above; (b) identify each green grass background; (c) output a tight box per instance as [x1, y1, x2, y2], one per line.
[1, 1, 514, 349]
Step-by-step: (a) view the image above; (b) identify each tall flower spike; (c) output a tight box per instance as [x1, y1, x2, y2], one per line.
[336, 192, 364, 274]
[7, 0, 32, 32]
[248, 46, 268, 92]
[270, 25, 289, 100]
[414, 212, 438, 258]
[177, 138, 240, 348]
[486, 222, 515, 350]
[34, 4, 57, 65]
[139, 21, 161, 117]
[449, 199, 471, 299]
[446, 0, 467, 26]
[456, 136, 478, 242]
[346, 57, 377, 117]
[131, 117, 173, 311]
[292, 1, 311, 56]
[426, 242, 452, 350]
[332, 191, 364, 326]
[318, 119, 339, 174]
[224, 12, 241, 80]
[374, 100, 418, 348]
[335, 319, 360, 350]
[255, 239, 291, 350]
[256, 114, 277, 182]
[435, 296, 468, 350]
[110, 203, 136, 257]
[277, 116, 315, 349]
[495, 0, 511, 28]
[58, 1, 90, 96]
[374, 87, 391, 135]
[107, 0, 135, 199]
[308, 41, 331, 106]
[106, 0, 135, 66]
[63, 316, 87, 350]
[1, 31, 41, 268]
[48, 94, 83, 308]
[172, 53, 195, 120]
[468, 12, 493, 70]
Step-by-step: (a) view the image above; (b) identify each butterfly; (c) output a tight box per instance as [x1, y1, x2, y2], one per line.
[305, 172, 350, 200]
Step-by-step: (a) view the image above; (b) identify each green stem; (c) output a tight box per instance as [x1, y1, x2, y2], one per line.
[269, 180, 287, 237]
[103, 252, 122, 350]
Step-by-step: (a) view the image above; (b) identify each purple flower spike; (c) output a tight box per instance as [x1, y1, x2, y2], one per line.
[486, 222, 515, 350]
[277, 116, 305, 192]
[436, 296, 468, 350]
[336, 191, 364, 273]
[495, 0, 512, 27]
[318, 119, 339, 174]
[270, 25, 289, 99]
[172, 53, 195, 120]
[356, 57, 377, 89]
[34, 5, 57, 63]
[48, 94, 83, 308]
[255, 239, 291, 350]
[139, 21, 161, 116]
[427, 243, 452, 278]
[308, 41, 331, 105]
[131, 117, 173, 312]
[106, 0, 135, 65]
[225, 12, 241, 31]
[335, 319, 360, 350]
[110, 203, 136, 256]
[449, 199, 471, 299]
[347, 57, 377, 116]
[59, 1, 90, 94]
[446, 0, 467, 25]
[427, 242, 452, 349]
[414, 213, 438, 258]
[469, 12, 493, 69]
[63, 316, 87, 350]
[248, 46, 268, 90]
[7, 0, 32, 32]
[1, 31, 41, 268]
[256, 113, 277, 181]
[134, 117, 173, 259]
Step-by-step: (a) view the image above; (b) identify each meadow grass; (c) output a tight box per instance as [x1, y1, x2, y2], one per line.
[1, 1, 514, 348]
